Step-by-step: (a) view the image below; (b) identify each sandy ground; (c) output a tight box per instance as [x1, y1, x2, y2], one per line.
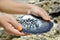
[0, 0, 60, 40]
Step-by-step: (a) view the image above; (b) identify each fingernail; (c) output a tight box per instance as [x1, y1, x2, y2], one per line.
[47, 18, 50, 20]
[44, 17, 50, 21]
[18, 26, 22, 31]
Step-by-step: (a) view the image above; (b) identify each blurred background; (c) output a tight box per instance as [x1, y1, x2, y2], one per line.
[0, 0, 60, 40]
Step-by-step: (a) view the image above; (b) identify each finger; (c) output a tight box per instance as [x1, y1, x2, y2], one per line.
[7, 18, 32, 36]
[3, 22, 30, 36]
[31, 10, 39, 16]
[7, 17, 22, 30]
[38, 8, 50, 21]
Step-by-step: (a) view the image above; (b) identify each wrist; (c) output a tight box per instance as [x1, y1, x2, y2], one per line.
[0, 0, 6, 2]
[0, 0, 6, 11]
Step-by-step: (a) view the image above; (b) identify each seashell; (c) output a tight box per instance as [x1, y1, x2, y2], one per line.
[16, 15, 53, 34]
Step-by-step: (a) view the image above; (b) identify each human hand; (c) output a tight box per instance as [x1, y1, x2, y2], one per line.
[0, 0, 30, 14]
[0, 14, 31, 36]
[28, 4, 50, 21]
[0, 0, 50, 21]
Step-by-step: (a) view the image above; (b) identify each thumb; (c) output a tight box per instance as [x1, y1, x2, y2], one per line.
[8, 18, 22, 31]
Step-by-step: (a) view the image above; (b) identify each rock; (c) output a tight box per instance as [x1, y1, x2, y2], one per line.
[35, 1, 60, 14]
[56, 22, 60, 33]
[0, 38, 6, 40]
[16, 15, 53, 34]
[12, 38, 18, 40]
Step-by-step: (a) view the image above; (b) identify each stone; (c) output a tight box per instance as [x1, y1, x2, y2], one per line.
[16, 15, 53, 34]
[56, 22, 60, 33]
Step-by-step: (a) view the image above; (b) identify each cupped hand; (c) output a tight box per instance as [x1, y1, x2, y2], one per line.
[29, 4, 50, 21]
[0, 14, 31, 36]
[0, 0, 50, 21]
